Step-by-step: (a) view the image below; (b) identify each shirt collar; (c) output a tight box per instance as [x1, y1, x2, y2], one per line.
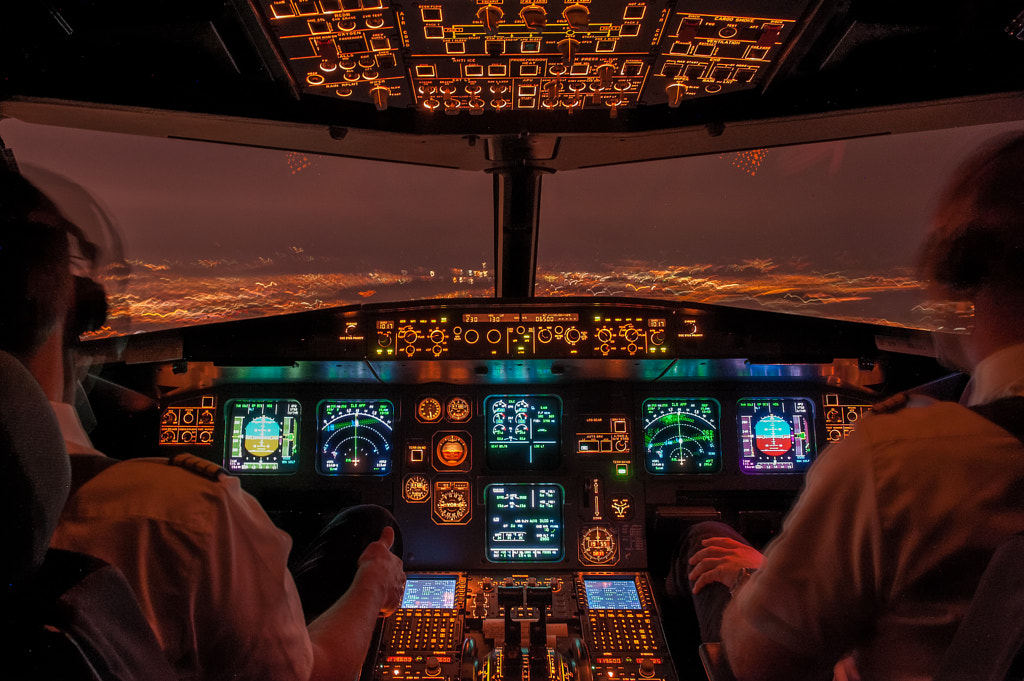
[49, 401, 104, 456]
[965, 343, 1024, 406]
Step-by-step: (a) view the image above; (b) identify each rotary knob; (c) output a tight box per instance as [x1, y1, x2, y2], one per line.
[557, 38, 580, 64]
[562, 4, 589, 29]
[521, 5, 546, 30]
[478, 5, 503, 33]
[371, 86, 389, 111]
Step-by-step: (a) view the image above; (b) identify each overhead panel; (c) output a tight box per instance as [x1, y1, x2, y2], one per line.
[256, 0, 813, 114]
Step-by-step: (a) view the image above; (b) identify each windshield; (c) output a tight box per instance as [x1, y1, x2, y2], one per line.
[2, 117, 1021, 335]
[538, 120, 1024, 327]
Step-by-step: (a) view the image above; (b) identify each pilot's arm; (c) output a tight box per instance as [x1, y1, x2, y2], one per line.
[308, 526, 407, 681]
[717, 432, 883, 681]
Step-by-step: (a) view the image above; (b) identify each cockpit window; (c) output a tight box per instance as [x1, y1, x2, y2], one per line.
[0, 119, 493, 335]
[538, 120, 1024, 328]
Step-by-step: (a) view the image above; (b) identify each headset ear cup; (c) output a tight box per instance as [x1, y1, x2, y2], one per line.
[72, 276, 108, 335]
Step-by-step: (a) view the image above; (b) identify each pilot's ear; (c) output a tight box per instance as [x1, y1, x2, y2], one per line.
[68, 275, 108, 340]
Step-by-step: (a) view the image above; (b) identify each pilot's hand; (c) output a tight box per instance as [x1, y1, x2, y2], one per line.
[356, 526, 406, 616]
[687, 537, 764, 594]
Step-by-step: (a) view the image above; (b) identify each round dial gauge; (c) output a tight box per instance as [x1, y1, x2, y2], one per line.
[435, 489, 470, 523]
[580, 526, 618, 565]
[446, 397, 471, 422]
[403, 475, 430, 503]
[417, 397, 443, 423]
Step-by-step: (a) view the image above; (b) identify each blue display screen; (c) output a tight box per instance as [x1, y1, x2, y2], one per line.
[400, 577, 459, 609]
[583, 578, 643, 610]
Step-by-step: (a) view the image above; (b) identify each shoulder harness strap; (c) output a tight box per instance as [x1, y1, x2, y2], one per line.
[167, 452, 228, 481]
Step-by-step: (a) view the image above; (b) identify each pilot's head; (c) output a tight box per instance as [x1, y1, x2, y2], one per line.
[919, 131, 1024, 304]
[0, 171, 107, 365]
[918, 131, 1024, 368]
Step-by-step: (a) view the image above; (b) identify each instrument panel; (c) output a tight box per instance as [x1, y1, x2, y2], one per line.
[158, 383, 872, 570]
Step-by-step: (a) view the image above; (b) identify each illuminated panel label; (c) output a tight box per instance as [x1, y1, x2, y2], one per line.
[225, 398, 299, 474]
[583, 578, 642, 610]
[642, 398, 721, 474]
[737, 397, 816, 474]
[485, 395, 561, 470]
[486, 483, 564, 562]
[316, 399, 394, 476]
[400, 576, 459, 609]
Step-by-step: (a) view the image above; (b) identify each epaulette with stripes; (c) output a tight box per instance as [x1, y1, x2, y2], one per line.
[167, 453, 229, 481]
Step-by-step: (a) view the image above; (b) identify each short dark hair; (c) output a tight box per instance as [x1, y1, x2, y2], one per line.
[0, 172, 74, 358]
[919, 132, 1024, 299]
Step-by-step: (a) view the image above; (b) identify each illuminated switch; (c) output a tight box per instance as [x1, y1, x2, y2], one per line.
[735, 68, 756, 83]
[712, 65, 732, 81]
[295, 1, 318, 14]
[421, 7, 442, 21]
[519, 96, 536, 108]
[270, 1, 296, 18]
[693, 43, 715, 57]
[415, 64, 436, 77]
[463, 64, 485, 78]
[424, 25, 444, 39]
[486, 40, 505, 56]
[518, 63, 540, 76]
[445, 42, 466, 54]
[307, 19, 330, 33]
[622, 61, 642, 77]
[677, 17, 701, 42]
[618, 24, 640, 38]
[317, 39, 340, 60]
[669, 42, 690, 55]
[518, 84, 537, 96]
[758, 23, 783, 46]
[569, 62, 589, 76]
[596, 40, 616, 52]
[361, 0, 383, 9]
[745, 45, 769, 60]
[377, 52, 396, 68]
[684, 64, 705, 80]
[321, 0, 343, 11]
[615, 462, 631, 477]
[370, 36, 390, 51]
[487, 64, 507, 77]
[623, 5, 645, 20]
[340, 0, 360, 10]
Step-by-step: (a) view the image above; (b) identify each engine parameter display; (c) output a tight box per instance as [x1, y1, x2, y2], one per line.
[642, 398, 721, 474]
[737, 397, 816, 474]
[486, 483, 564, 562]
[317, 399, 394, 476]
[400, 576, 459, 609]
[225, 398, 299, 474]
[583, 578, 643, 610]
[484, 395, 561, 470]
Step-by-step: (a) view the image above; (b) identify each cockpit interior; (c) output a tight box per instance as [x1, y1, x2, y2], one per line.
[3, 1, 1024, 679]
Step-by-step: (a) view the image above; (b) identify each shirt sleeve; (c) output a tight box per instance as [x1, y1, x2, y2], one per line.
[727, 428, 884, 665]
[187, 474, 315, 681]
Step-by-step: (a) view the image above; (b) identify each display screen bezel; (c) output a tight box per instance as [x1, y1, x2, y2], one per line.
[315, 398, 395, 476]
[641, 397, 722, 474]
[223, 398, 300, 474]
[483, 394, 562, 471]
[737, 396, 817, 475]
[399, 575, 460, 610]
[582, 578, 644, 610]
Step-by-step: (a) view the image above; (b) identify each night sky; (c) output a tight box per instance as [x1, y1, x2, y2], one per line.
[1, 117, 1021, 331]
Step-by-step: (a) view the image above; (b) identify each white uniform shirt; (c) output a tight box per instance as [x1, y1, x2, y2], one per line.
[729, 343, 1024, 681]
[50, 403, 314, 681]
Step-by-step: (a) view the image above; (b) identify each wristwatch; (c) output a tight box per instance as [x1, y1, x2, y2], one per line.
[731, 567, 758, 595]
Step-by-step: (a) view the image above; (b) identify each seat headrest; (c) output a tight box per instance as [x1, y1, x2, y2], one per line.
[0, 350, 70, 587]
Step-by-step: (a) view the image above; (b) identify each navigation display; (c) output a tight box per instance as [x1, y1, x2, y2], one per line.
[737, 397, 816, 474]
[583, 578, 643, 610]
[484, 395, 561, 470]
[642, 398, 721, 474]
[486, 483, 564, 562]
[399, 576, 459, 609]
[317, 399, 394, 476]
[224, 398, 299, 474]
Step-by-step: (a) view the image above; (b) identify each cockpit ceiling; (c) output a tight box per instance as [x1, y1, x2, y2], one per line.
[2, 1, 1024, 150]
